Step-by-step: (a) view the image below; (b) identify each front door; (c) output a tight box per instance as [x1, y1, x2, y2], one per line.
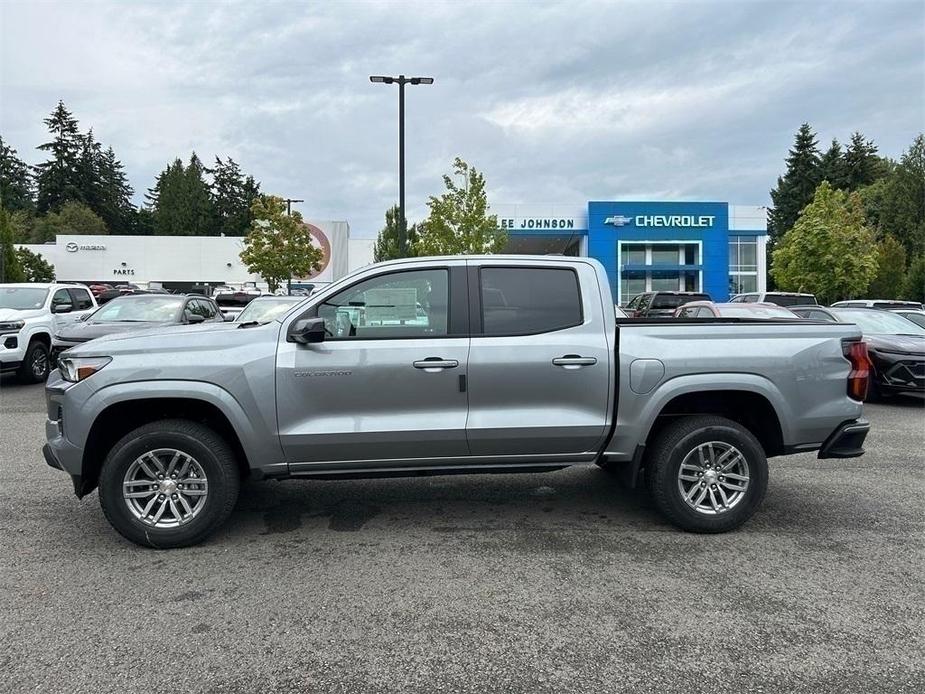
[465, 261, 612, 457]
[276, 264, 470, 465]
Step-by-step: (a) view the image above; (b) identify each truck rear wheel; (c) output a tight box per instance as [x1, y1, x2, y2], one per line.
[98, 419, 240, 548]
[645, 416, 768, 533]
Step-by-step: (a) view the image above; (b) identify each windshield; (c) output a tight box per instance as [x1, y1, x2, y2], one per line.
[0, 287, 49, 310]
[236, 298, 304, 323]
[89, 296, 185, 322]
[717, 306, 796, 318]
[651, 294, 710, 309]
[832, 309, 925, 336]
[896, 312, 925, 329]
[765, 294, 815, 306]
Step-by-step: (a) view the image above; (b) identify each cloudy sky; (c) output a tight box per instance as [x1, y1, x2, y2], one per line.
[1, 0, 922, 236]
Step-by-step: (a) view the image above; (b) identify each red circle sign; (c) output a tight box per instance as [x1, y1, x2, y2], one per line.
[304, 223, 331, 279]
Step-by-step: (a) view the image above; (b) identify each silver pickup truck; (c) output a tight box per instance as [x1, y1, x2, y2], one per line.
[43, 256, 871, 548]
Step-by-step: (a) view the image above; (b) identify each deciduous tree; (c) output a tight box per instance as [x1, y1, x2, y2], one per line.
[901, 255, 925, 303]
[16, 247, 54, 282]
[374, 204, 419, 262]
[867, 234, 907, 299]
[772, 182, 878, 304]
[415, 157, 505, 256]
[31, 201, 108, 243]
[239, 195, 323, 293]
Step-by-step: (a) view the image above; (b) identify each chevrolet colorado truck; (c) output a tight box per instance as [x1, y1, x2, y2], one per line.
[42, 256, 871, 548]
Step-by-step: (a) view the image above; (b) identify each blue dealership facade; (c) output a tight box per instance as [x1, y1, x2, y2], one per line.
[496, 201, 767, 304]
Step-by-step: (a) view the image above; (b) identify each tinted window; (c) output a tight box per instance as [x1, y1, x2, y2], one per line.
[765, 294, 813, 307]
[696, 307, 715, 317]
[51, 288, 71, 308]
[480, 267, 581, 336]
[318, 269, 448, 339]
[68, 288, 93, 310]
[651, 293, 710, 309]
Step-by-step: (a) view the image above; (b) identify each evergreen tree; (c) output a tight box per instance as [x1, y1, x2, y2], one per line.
[210, 157, 260, 236]
[146, 153, 217, 235]
[0, 207, 25, 283]
[843, 132, 882, 191]
[0, 136, 34, 212]
[34, 101, 83, 214]
[97, 146, 135, 233]
[415, 157, 505, 256]
[76, 129, 104, 217]
[871, 134, 925, 257]
[374, 205, 420, 262]
[819, 138, 848, 189]
[768, 123, 821, 242]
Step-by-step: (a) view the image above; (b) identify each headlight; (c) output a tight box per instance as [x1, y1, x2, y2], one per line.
[0, 320, 24, 334]
[58, 356, 112, 382]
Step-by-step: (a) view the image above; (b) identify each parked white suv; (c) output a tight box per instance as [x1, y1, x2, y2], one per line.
[0, 283, 97, 383]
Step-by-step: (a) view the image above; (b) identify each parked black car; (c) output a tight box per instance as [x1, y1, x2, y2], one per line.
[626, 291, 712, 317]
[791, 306, 925, 399]
[53, 294, 224, 358]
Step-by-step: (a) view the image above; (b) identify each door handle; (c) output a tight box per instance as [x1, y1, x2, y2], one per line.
[552, 355, 597, 367]
[413, 358, 459, 370]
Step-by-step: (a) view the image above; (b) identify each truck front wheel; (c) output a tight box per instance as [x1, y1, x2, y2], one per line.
[98, 419, 241, 548]
[17, 339, 50, 383]
[645, 416, 768, 533]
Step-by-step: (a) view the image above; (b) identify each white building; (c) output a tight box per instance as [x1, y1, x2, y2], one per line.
[19, 220, 375, 292]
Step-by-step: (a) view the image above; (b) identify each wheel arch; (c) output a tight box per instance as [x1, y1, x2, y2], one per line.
[78, 394, 254, 498]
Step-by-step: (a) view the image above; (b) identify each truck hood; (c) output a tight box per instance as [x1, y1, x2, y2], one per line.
[865, 334, 925, 356]
[63, 320, 261, 356]
[0, 307, 46, 322]
[56, 321, 170, 342]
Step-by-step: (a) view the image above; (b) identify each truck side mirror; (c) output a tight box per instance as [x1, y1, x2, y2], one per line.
[186, 312, 206, 324]
[52, 303, 73, 314]
[288, 317, 326, 344]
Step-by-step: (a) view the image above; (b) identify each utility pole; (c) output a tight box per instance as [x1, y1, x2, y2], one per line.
[369, 75, 434, 257]
[283, 198, 303, 295]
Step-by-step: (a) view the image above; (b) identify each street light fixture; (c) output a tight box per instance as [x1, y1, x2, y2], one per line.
[369, 74, 434, 257]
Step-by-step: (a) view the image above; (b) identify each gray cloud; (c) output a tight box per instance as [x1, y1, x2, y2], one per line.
[1, 0, 922, 237]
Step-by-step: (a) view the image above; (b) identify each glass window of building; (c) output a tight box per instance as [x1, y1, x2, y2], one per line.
[621, 244, 646, 265]
[620, 271, 647, 301]
[650, 270, 680, 291]
[651, 245, 679, 266]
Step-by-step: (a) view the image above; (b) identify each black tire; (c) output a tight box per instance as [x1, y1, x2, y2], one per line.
[17, 339, 50, 384]
[645, 416, 768, 533]
[98, 419, 241, 548]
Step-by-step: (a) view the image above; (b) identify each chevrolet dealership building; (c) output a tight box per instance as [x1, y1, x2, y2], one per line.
[496, 201, 768, 304]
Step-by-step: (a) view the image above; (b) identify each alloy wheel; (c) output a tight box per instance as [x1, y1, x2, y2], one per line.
[122, 448, 209, 528]
[677, 441, 750, 515]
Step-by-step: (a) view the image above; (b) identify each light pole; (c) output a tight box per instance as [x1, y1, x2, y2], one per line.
[370, 74, 434, 257]
[282, 198, 303, 295]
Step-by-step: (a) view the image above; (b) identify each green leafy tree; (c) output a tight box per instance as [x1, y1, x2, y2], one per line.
[374, 204, 420, 262]
[901, 255, 925, 302]
[30, 201, 108, 243]
[867, 234, 907, 298]
[0, 136, 34, 212]
[239, 195, 323, 293]
[15, 247, 54, 282]
[768, 123, 821, 242]
[34, 101, 83, 214]
[772, 182, 878, 304]
[415, 157, 505, 256]
[0, 207, 25, 282]
[818, 138, 848, 190]
[210, 157, 260, 236]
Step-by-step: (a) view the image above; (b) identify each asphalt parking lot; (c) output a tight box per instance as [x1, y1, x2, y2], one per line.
[1, 377, 923, 694]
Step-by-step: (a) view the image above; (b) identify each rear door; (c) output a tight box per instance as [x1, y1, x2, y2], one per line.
[465, 260, 611, 457]
[276, 262, 471, 464]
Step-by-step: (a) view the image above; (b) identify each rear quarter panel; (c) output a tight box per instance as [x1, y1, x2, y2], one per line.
[606, 322, 865, 460]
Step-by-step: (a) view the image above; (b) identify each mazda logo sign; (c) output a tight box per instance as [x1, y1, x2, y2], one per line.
[65, 242, 79, 253]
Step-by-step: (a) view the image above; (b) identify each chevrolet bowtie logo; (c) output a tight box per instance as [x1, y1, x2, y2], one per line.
[604, 215, 633, 227]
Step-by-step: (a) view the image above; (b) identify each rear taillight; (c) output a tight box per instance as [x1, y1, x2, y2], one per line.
[842, 339, 871, 401]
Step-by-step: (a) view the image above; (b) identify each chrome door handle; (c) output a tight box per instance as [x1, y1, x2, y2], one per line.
[413, 358, 459, 370]
[552, 355, 597, 367]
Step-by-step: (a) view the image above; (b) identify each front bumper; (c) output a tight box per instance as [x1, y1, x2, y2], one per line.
[0, 333, 26, 372]
[818, 419, 870, 459]
[870, 352, 925, 394]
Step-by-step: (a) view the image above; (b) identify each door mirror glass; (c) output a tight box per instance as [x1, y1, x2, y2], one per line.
[288, 317, 326, 344]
